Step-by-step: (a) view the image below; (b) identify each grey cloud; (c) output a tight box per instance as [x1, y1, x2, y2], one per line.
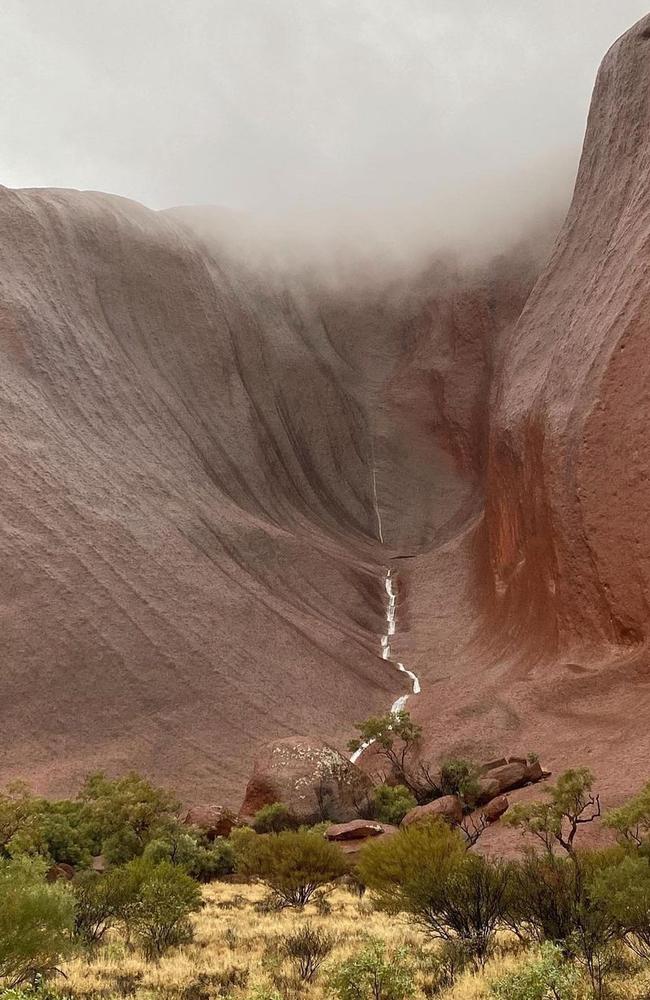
[2, 1, 649, 255]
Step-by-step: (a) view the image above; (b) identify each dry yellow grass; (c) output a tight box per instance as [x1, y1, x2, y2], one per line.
[59, 881, 429, 999]
[53, 880, 647, 1000]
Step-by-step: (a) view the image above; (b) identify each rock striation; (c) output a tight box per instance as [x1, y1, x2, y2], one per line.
[2, 14, 650, 810]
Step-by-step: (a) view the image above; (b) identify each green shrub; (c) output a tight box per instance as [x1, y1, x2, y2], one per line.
[503, 853, 581, 945]
[437, 757, 480, 805]
[142, 832, 235, 881]
[117, 858, 202, 958]
[78, 772, 180, 864]
[237, 829, 347, 908]
[279, 923, 337, 982]
[489, 943, 580, 1000]
[358, 821, 508, 967]
[604, 782, 650, 847]
[328, 939, 415, 1000]
[372, 785, 416, 826]
[0, 856, 75, 986]
[251, 803, 299, 834]
[417, 940, 471, 995]
[590, 853, 650, 960]
[72, 867, 136, 946]
[504, 769, 600, 858]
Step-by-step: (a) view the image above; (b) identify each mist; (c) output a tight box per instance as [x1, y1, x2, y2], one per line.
[3, 1, 650, 261]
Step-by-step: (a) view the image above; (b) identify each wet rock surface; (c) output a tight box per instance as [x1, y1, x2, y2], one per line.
[238, 737, 374, 824]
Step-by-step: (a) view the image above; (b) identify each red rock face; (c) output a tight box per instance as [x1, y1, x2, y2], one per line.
[399, 13, 650, 818]
[3, 15, 649, 814]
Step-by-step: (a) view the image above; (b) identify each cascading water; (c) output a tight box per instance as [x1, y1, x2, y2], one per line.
[350, 460, 422, 763]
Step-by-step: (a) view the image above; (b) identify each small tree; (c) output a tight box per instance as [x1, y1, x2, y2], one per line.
[348, 711, 425, 799]
[118, 859, 202, 959]
[329, 939, 415, 1000]
[603, 782, 650, 847]
[504, 768, 600, 859]
[372, 785, 417, 826]
[0, 856, 75, 986]
[236, 829, 347, 908]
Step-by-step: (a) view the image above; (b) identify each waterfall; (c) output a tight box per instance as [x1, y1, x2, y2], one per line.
[350, 460, 422, 763]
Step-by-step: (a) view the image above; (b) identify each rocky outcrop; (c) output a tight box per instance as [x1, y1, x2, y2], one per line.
[326, 820, 399, 855]
[183, 805, 236, 840]
[325, 820, 386, 841]
[401, 795, 464, 828]
[5, 15, 650, 814]
[238, 737, 374, 824]
[477, 759, 548, 803]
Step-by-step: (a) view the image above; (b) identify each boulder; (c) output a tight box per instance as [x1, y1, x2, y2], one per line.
[477, 757, 549, 803]
[334, 824, 399, 855]
[184, 804, 235, 840]
[46, 862, 74, 882]
[480, 757, 507, 774]
[476, 777, 501, 805]
[238, 736, 374, 825]
[482, 795, 509, 823]
[401, 795, 463, 828]
[325, 819, 386, 841]
[523, 760, 547, 783]
[478, 761, 527, 798]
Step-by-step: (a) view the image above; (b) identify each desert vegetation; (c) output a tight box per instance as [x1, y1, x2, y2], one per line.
[6, 731, 650, 998]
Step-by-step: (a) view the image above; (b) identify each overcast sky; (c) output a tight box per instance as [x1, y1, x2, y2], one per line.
[3, 1, 649, 251]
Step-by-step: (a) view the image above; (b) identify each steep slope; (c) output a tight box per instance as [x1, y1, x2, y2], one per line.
[0, 186, 536, 803]
[400, 12, 650, 815]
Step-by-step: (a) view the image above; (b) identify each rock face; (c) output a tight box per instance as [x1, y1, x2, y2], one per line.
[3, 15, 650, 812]
[238, 737, 374, 824]
[401, 795, 464, 828]
[183, 805, 235, 839]
[393, 15, 650, 816]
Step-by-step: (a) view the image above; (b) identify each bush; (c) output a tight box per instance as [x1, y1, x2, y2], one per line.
[142, 831, 235, 881]
[489, 943, 580, 1000]
[72, 867, 136, 946]
[437, 757, 480, 805]
[590, 853, 650, 960]
[358, 821, 508, 967]
[604, 782, 650, 847]
[181, 968, 249, 999]
[279, 923, 337, 982]
[503, 853, 581, 945]
[78, 772, 180, 864]
[236, 829, 347, 908]
[0, 856, 75, 986]
[372, 785, 416, 826]
[417, 940, 471, 996]
[117, 858, 202, 958]
[328, 939, 415, 1000]
[251, 803, 299, 834]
